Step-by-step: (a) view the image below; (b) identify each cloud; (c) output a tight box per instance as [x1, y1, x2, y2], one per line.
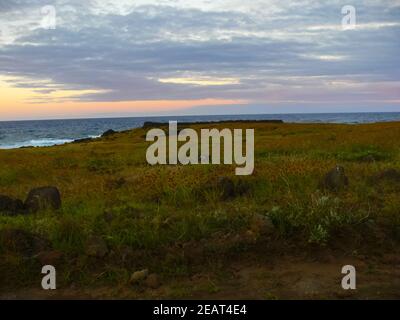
[0, 0, 399, 114]
[157, 76, 241, 86]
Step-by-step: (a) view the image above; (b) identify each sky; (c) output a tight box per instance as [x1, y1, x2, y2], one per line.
[0, 0, 399, 120]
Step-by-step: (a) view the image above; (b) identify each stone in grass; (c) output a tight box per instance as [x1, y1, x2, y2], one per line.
[372, 168, 400, 184]
[0, 195, 24, 216]
[319, 166, 349, 192]
[130, 269, 149, 285]
[0, 228, 50, 257]
[85, 236, 108, 258]
[24, 186, 61, 213]
[216, 177, 251, 200]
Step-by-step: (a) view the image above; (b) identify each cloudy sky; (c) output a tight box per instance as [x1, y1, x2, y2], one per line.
[0, 0, 399, 120]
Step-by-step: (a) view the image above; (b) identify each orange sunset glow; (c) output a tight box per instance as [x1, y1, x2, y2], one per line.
[0, 76, 246, 120]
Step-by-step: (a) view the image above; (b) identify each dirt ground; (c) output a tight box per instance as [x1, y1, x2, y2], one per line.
[2, 251, 399, 300]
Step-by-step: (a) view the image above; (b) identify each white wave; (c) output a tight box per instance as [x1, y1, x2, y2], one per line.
[0, 138, 74, 149]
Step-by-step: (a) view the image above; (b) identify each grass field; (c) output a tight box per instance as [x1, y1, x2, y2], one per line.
[1, 121, 400, 299]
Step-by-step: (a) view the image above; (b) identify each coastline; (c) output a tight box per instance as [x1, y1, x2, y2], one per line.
[2, 112, 400, 150]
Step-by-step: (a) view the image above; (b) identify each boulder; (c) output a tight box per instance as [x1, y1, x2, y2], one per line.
[130, 269, 149, 284]
[101, 129, 117, 137]
[236, 179, 252, 196]
[0, 195, 24, 216]
[0, 228, 50, 257]
[319, 166, 349, 191]
[24, 186, 61, 213]
[73, 137, 93, 144]
[216, 177, 251, 200]
[372, 168, 400, 183]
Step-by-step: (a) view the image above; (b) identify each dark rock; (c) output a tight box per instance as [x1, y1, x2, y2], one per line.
[101, 129, 117, 137]
[24, 186, 61, 213]
[142, 119, 283, 129]
[319, 166, 349, 191]
[0, 195, 24, 216]
[73, 137, 93, 144]
[236, 180, 252, 196]
[372, 168, 400, 183]
[218, 177, 236, 200]
[215, 177, 251, 200]
[85, 236, 108, 258]
[0, 228, 50, 257]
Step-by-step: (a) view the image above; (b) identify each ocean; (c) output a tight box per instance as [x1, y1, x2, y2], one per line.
[1, 112, 400, 149]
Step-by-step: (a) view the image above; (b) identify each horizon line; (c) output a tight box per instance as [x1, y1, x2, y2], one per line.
[2, 110, 400, 123]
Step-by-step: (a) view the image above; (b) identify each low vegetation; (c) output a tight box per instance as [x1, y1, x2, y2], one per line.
[1, 121, 400, 298]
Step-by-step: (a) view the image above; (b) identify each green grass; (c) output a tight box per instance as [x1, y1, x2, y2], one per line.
[1, 121, 400, 290]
